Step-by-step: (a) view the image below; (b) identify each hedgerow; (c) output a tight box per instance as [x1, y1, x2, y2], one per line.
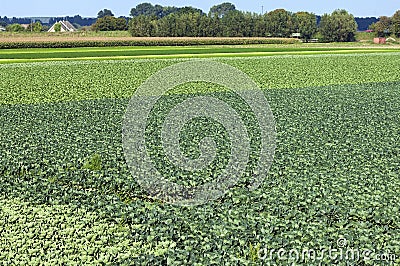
[0, 37, 300, 49]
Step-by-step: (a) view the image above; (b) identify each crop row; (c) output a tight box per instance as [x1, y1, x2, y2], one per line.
[0, 37, 300, 49]
[1, 53, 400, 105]
[0, 47, 384, 61]
[1, 75, 400, 264]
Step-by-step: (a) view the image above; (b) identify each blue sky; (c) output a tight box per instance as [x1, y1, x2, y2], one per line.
[1, 0, 398, 18]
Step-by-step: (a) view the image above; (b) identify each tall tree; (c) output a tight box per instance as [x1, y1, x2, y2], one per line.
[221, 10, 246, 37]
[92, 16, 127, 31]
[161, 6, 180, 18]
[369, 16, 391, 37]
[209, 2, 236, 18]
[319, 9, 357, 42]
[390, 10, 400, 37]
[254, 14, 267, 37]
[177, 6, 204, 15]
[265, 9, 293, 37]
[27, 21, 43, 32]
[293, 11, 317, 41]
[97, 9, 114, 18]
[130, 3, 180, 18]
[129, 15, 156, 36]
[131, 3, 157, 17]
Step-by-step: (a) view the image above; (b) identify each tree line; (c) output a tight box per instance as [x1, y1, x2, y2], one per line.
[0, 16, 97, 28]
[2, 2, 400, 42]
[369, 11, 400, 37]
[91, 9, 128, 31]
[127, 3, 358, 41]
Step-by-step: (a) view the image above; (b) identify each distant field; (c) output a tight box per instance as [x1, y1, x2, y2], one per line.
[1, 45, 400, 63]
[0, 30, 132, 38]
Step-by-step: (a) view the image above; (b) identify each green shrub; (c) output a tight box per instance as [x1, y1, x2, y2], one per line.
[26, 22, 43, 32]
[92, 16, 127, 31]
[54, 23, 62, 32]
[6, 24, 25, 32]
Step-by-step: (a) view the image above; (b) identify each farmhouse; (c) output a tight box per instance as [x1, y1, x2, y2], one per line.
[48, 20, 76, 32]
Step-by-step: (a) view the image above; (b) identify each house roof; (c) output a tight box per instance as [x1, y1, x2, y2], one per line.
[48, 20, 77, 32]
[61, 21, 76, 31]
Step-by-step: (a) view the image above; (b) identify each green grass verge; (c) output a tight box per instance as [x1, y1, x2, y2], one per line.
[1, 45, 400, 64]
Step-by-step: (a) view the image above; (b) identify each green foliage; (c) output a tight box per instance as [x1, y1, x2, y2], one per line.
[209, 2, 236, 18]
[6, 23, 25, 32]
[126, 6, 318, 40]
[27, 21, 43, 32]
[92, 16, 127, 31]
[369, 10, 400, 37]
[319, 9, 358, 42]
[135, 5, 363, 41]
[391, 10, 400, 37]
[370, 16, 392, 37]
[355, 31, 375, 41]
[34, 22, 43, 32]
[249, 243, 261, 262]
[293, 11, 317, 41]
[54, 22, 61, 32]
[2, 53, 400, 104]
[128, 7, 300, 38]
[220, 10, 248, 37]
[82, 154, 102, 171]
[130, 3, 166, 18]
[128, 5, 305, 38]
[128, 15, 157, 37]
[265, 9, 294, 37]
[97, 9, 114, 18]
[130, 3, 203, 19]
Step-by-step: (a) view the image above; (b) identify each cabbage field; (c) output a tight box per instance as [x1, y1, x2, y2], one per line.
[1, 53, 400, 264]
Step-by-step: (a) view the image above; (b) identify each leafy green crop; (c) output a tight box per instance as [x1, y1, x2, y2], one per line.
[1, 53, 400, 105]
[82, 154, 102, 171]
[0, 54, 399, 265]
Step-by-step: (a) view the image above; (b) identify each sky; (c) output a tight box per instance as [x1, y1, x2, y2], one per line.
[1, 0, 398, 18]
